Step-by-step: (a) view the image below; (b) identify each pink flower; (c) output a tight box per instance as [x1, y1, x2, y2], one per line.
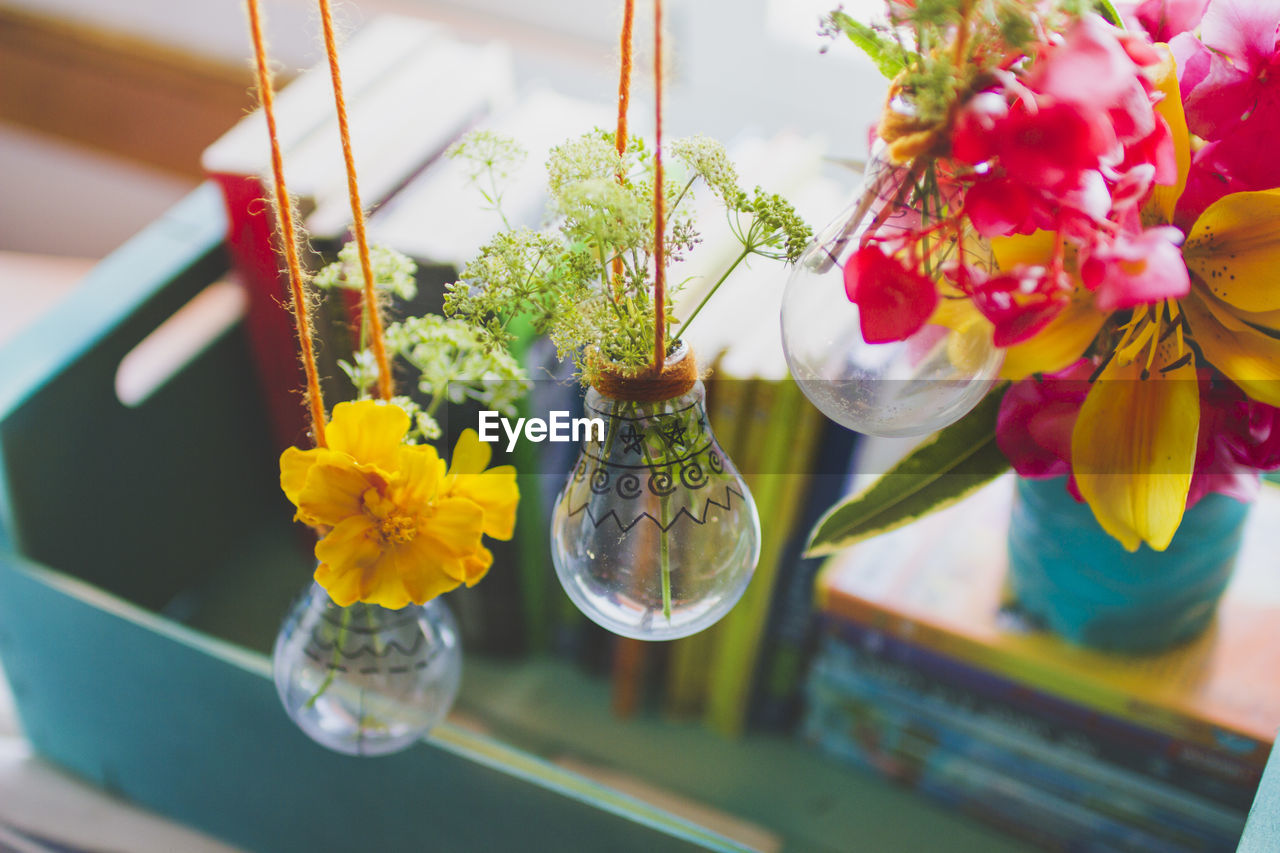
[1189, 380, 1280, 505]
[951, 92, 1008, 165]
[997, 360, 1093, 488]
[964, 178, 1037, 238]
[950, 17, 1172, 242]
[997, 101, 1118, 191]
[843, 244, 939, 344]
[1080, 225, 1190, 310]
[964, 265, 1072, 347]
[1117, 113, 1178, 187]
[1173, 0, 1280, 141]
[1175, 141, 1260, 228]
[1028, 15, 1151, 109]
[1134, 0, 1209, 43]
[1000, 368, 1280, 507]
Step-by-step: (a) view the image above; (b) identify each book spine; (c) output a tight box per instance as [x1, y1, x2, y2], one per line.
[804, 678, 1166, 853]
[813, 654, 1246, 838]
[705, 379, 815, 736]
[819, 621, 1261, 809]
[816, 568, 1271, 764]
[664, 372, 754, 717]
[206, 171, 310, 454]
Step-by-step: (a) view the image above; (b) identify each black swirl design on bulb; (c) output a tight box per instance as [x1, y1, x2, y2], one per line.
[679, 460, 708, 490]
[647, 468, 678, 497]
[616, 473, 643, 499]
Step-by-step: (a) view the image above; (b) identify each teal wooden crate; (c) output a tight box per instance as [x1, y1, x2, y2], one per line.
[0, 184, 744, 853]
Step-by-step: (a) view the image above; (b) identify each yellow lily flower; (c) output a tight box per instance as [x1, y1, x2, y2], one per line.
[279, 400, 518, 607]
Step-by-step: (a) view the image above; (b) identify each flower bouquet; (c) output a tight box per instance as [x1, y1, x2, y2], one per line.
[800, 0, 1280, 648]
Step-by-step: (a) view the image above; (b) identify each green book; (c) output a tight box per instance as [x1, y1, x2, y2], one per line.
[704, 377, 823, 737]
[664, 366, 755, 717]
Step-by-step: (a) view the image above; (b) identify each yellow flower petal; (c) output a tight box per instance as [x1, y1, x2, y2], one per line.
[462, 545, 493, 587]
[446, 429, 493, 477]
[420, 497, 485, 558]
[296, 452, 379, 527]
[929, 297, 996, 375]
[360, 549, 414, 610]
[314, 516, 381, 606]
[394, 444, 446, 507]
[280, 446, 322, 507]
[1150, 46, 1190, 223]
[401, 563, 462, 604]
[1184, 293, 1280, 407]
[313, 564, 361, 607]
[325, 400, 410, 472]
[991, 230, 1056, 269]
[396, 536, 465, 603]
[1071, 346, 1199, 552]
[1184, 189, 1280, 313]
[449, 467, 519, 540]
[1000, 295, 1105, 381]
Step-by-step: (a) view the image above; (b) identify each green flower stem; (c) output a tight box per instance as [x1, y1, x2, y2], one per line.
[658, 490, 673, 621]
[668, 176, 698, 218]
[306, 605, 352, 708]
[632, 403, 674, 623]
[365, 606, 383, 656]
[599, 248, 644, 348]
[678, 246, 752, 339]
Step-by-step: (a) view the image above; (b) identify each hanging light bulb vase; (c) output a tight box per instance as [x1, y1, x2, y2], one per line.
[551, 345, 760, 641]
[273, 583, 462, 756]
[781, 138, 1004, 438]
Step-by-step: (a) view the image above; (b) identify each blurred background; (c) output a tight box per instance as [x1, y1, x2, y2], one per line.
[0, 0, 886, 260]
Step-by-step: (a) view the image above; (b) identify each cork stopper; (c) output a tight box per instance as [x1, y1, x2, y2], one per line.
[590, 344, 698, 402]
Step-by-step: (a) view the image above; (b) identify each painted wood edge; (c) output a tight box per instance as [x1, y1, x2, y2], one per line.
[0, 553, 752, 852]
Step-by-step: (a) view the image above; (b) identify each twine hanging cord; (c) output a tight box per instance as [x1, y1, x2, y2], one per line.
[316, 0, 395, 402]
[595, 0, 692, 403]
[651, 0, 667, 375]
[245, 0, 328, 448]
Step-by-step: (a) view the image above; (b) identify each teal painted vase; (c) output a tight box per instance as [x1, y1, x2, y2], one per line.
[1007, 476, 1251, 653]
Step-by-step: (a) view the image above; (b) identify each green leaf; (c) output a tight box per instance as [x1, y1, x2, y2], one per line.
[805, 385, 1011, 557]
[1093, 0, 1125, 28]
[831, 12, 910, 80]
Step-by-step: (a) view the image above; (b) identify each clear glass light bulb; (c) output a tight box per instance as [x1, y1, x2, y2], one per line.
[550, 380, 760, 641]
[273, 583, 461, 756]
[780, 147, 1003, 438]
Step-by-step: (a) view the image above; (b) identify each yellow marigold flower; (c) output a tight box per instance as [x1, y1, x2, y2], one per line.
[279, 400, 518, 608]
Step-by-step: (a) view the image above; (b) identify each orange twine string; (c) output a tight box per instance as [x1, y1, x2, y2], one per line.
[245, 0, 328, 447]
[610, 0, 635, 300]
[651, 0, 666, 373]
[616, 0, 634, 157]
[317, 0, 394, 401]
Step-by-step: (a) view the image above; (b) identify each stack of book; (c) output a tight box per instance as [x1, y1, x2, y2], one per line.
[805, 478, 1280, 851]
